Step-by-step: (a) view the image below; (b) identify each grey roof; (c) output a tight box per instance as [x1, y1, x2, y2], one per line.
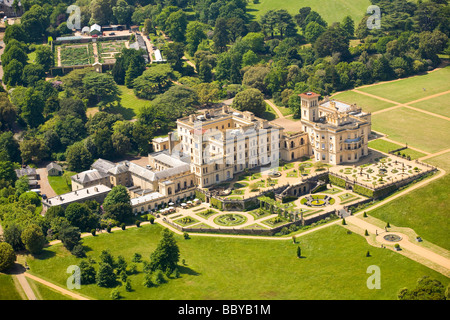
[71, 169, 110, 184]
[321, 100, 352, 113]
[130, 192, 164, 206]
[44, 185, 111, 207]
[152, 153, 187, 168]
[108, 163, 129, 175]
[46, 162, 62, 171]
[127, 162, 157, 182]
[91, 159, 116, 173]
[15, 166, 37, 178]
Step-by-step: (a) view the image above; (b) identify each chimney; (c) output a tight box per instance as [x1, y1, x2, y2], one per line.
[168, 132, 173, 155]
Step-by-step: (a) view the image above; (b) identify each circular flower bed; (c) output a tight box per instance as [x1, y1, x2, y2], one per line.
[213, 214, 248, 227]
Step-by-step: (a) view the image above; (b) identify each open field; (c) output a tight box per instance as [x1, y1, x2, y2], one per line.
[368, 140, 427, 160]
[423, 151, 450, 172]
[26, 223, 449, 300]
[357, 66, 450, 104]
[88, 86, 150, 120]
[331, 90, 396, 113]
[368, 139, 403, 153]
[0, 274, 24, 300]
[408, 92, 450, 118]
[368, 174, 450, 251]
[371, 107, 450, 154]
[247, 0, 370, 25]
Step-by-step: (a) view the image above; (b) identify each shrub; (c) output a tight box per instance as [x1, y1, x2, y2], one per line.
[71, 244, 86, 258]
[364, 229, 369, 236]
[125, 279, 132, 292]
[183, 232, 190, 240]
[132, 253, 142, 263]
[143, 272, 154, 288]
[135, 220, 141, 228]
[153, 270, 166, 285]
[91, 229, 96, 236]
[106, 226, 112, 233]
[0, 242, 16, 272]
[366, 251, 371, 257]
[148, 215, 155, 224]
[110, 288, 121, 300]
[121, 223, 126, 230]
[342, 218, 346, 225]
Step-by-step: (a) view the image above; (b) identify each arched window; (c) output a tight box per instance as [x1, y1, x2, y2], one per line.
[300, 138, 304, 145]
[168, 187, 172, 195]
[290, 141, 295, 148]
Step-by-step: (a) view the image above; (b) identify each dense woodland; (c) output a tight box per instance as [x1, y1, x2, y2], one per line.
[0, 0, 448, 256]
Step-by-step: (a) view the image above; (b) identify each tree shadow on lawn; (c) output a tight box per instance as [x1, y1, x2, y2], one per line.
[104, 103, 136, 121]
[178, 265, 201, 277]
[32, 248, 56, 260]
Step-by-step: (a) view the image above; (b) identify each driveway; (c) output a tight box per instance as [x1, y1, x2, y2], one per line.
[36, 165, 57, 199]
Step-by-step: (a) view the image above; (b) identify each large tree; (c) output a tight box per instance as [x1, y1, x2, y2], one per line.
[314, 25, 350, 59]
[185, 21, 207, 57]
[133, 64, 174, 100]
[166, 10, 188, 42]
[148, 228, 180, 273]
[20, 4, 49, 42]
[65, 142, 93, 172]
[231, 88, 266, 117]
[82, 72, 120, 109]
[21, 224, 46, 254]
[0, 242, 16, 272]
[35, 45, 54, 72]
[65, 203, 98, 232]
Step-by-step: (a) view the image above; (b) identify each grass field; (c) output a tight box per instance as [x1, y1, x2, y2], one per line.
[408, 92, 450, 118]
[47, 172, 75, 195]
[0, 274, 24, 300]
[331, 90, 396, 113]
[368, 139, 403, 153]
[423, 151, 450, 172]
[368, 140, 427, 159]
[357, 66, 450, 104]
[26, 223, 449, 300]
[372, 107, 450, 153]
[247, 0, 370, 25]
[88, 86, 151, 120]
[368, 174, 450, 251]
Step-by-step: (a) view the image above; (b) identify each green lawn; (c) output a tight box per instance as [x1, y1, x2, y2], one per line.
[47, 172, 75, 195]
[408, 92, 450, 118]
[26, 223, 449, 300]
[372, 107, 450, 153]
[261, 102, 279, 121]
[331, 90, 396, 113]
[27, 278, 74, 300]
[423, 151, 450, 172]
[368, 139, 403, 154]
[358, 66, 450, 104]
[369, 174, 450, 251]
[394, 148, 427, 160]
[0, 274, 24, 300]
[247, 0, 370, 25]
[368, 140, 427, 159]
[107, 85, 151, 120]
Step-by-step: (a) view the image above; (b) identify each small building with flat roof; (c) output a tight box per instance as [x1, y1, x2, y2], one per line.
[42, 184, 111, 210]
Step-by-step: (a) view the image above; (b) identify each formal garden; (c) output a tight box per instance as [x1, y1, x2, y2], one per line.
[56, 43, 94, 66]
